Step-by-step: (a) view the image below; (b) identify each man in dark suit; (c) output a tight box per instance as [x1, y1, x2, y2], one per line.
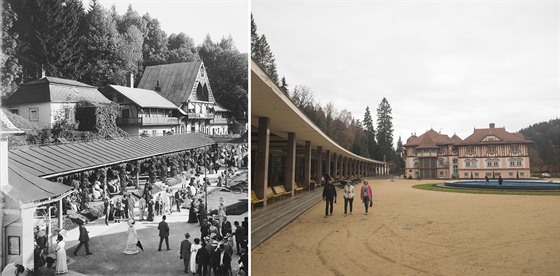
[221, 216, 232, 237]
[210, 241, 220, 275]
[179, 233, 191, 273]
[73, 223, 92, 256]
[238, 248, 248, 275]
[158, 215, 170, 251]
[234, 221, 245, 255]
[197, 241, 211, 276]
[217, 244, 231, 276]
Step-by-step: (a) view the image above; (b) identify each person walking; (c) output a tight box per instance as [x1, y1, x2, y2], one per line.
[343, 180, 355, 216]
[73, 223, 92, 256]
[103, 197, 110, 225]
[180, 233, 192, 273]
[196, 240, 210, 276]
[233, 221, 245, 255]
[147, 198, 154, 222]
[360, 180, 373, 215]
[138, 196, 146, 221]
[123, 220, 141, 255]
[174, 190, 182, 212]
[55, 235, 67, 274]
[158, 215, 170, 251]
[221, 216, 232, 237]
[322, 175, 337, 218]
[127, 193, 136, 220]
[190, 238, 202, 274]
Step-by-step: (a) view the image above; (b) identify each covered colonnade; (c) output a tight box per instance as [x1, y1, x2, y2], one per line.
[251, 60, 387, 207]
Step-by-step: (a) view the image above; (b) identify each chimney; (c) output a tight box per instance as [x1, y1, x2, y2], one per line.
[127, 72, 134, 88]
[489, 123, 495, 129]
[155, 80, 161, 92]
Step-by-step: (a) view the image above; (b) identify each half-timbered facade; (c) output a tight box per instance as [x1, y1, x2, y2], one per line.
[137, 61, 230, 135]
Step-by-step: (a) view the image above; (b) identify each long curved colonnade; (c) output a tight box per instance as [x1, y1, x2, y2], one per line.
[251, 59, 387, 206]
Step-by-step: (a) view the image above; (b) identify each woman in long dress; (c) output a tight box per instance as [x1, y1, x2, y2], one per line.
[147, 199, 154, 221]
[187, 200, 198, 223]
[189, 238, 202, 273]
[55, 235, 67, 274]
[123, 220, 140, 254]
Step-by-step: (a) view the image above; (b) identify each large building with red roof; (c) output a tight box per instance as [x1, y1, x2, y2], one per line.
[404, 123, 532, 179]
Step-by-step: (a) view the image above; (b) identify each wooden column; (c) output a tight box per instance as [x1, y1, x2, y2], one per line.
[286, 132, 296, 196]
[255, 117, 270, 205]
[326, 150, 331, 177]
[333, 153, 338, 179]
[304, 141, 312, 190]
[315, 146, 323, 184]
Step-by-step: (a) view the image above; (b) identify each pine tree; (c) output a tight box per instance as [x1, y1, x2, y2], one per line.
[280, 76, 289, 96]
[15, 0, 85, 80]
[78, 0, 124, 86]
[1, 0, 22, 97]
[376, 97, 394, 161]
[250, 15, 279, 84]
[363, 106, 377, 158]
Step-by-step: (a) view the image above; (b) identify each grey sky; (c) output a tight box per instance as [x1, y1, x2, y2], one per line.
[252, 1, 559, 146]
[93, 0, 249, 52]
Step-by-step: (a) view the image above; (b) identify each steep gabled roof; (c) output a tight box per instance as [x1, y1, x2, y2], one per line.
[103, 85, 177, 109]
[137, 61, 209, 106]
[404, 129, 455, 147]
[461, 125, 531, 145]
[3, 77, 112, 105]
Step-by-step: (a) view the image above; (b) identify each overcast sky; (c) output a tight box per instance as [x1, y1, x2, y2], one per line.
[91, 0, 249, 52]
[252, 1, 559, 146]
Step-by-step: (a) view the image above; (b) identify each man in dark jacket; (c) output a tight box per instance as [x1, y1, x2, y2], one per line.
[73, 223, 92, 256]
[179, 233, 191, 273]
[158, 215, 170, 251]
[322, 174, 337, 218]
[197, 241, 211, 276]
[238, 248, 248, 275]
[234, 221, 245, 255]
[221, 216, 232, 237]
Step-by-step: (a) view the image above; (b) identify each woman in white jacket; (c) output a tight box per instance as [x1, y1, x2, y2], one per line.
[343, 181, 355, 216]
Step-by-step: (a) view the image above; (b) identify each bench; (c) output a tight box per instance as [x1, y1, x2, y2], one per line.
[293, 183, 304, 194]
[266, 186, 283, 203]
[251, 190, 264, 210]
[273, 185, 290, 198]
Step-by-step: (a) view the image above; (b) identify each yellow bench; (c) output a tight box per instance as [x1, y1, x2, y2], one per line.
[273, 185, 290, 198]
[266, 186, 283, 203]
[251, 190, 264, 210]
[293, 183, 304, 194]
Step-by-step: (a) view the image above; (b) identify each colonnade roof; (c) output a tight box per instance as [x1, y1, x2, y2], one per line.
[8, 132, 216, 178]
[251, 60, 384, 165]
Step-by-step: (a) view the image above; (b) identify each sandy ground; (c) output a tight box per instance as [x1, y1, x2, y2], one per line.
[251, 178, 560, 276]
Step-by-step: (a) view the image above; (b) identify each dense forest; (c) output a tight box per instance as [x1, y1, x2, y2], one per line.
[251, 14, 405, 174]
[519, 119, 560, 176]
[1, 0, 248, 125]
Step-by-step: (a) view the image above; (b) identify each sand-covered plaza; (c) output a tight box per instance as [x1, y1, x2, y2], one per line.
[252, 178, 560, 275]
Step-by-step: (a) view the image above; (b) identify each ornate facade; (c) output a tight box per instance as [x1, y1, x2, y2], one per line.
[404, 123, 532, 179]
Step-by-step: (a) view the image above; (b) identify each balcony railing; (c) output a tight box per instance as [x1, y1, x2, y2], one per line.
[142, 117, 179, 125]
[116, 117, 179, 126]
[188, 113, 214, 119]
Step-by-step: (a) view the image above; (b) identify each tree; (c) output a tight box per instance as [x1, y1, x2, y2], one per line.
[167, 32, 198, 63]
[250, 15, 279, 84]
[280, 76, 289, 96]
[14, 0, 85, 80]
[78, 0, 124, 86]
[142, 13, 168, 66]
[1, 0, 22, 97]
[376, 97, 394, 161]
[363, 106, 377, 158]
